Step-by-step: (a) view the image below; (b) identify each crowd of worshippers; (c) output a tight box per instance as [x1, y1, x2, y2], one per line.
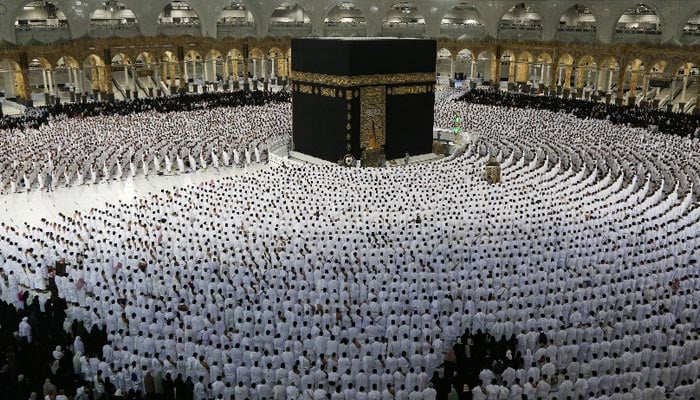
[0, 93, 699, 400]
[0, 91, 291, 132]
[0, 99, 291, 194]
[0, 293, 111, 400]
[457, 90, 700, 138]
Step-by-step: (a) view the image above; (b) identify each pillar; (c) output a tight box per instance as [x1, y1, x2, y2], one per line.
[682, 75, 688, 102]
[178, 60, 185, 91]
[252, 58, 258, 80]
[46, 70, 53, 95]
[242, 56, 250, 91]
[540, 63, 545, 83]
[271, 57, 276, 80]
[73, 69, 80, 93]
[616, 67, 626, 100]
[124, 66, 130, 88]
[42, 70, 49, 93]
[596, 68, 606, 93]
[52, 70, 58, 96]
[563, 64, 573, 89]
[549, 63, 558, 90]
[608, 68, 614, 93]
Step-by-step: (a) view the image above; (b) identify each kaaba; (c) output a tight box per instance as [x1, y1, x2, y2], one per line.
[291, 38, 436, 165]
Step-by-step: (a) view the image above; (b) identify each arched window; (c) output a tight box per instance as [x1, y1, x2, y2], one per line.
[559, 4, 596, 32]
[90, 1, 139, 37]
[615, 3, 661, 34]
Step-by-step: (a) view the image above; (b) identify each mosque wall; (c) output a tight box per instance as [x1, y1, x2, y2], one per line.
[0, 1, 700, 46]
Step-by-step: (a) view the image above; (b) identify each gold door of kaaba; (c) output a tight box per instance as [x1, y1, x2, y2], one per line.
[360, 85, 386, 167]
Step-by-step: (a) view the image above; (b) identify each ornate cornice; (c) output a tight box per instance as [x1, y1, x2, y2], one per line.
[290, 71, 435, 87]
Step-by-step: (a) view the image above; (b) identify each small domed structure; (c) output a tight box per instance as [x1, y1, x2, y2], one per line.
[484, 156, 501, 184]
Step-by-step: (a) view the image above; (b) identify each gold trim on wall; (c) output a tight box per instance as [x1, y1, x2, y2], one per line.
[298, 84, 313, 94]
[389, 85, 429, 95]
[290, 71, 435, 87]
[320, 87, 336, 97]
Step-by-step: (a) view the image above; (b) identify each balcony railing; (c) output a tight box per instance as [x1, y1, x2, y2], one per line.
[440, 23, 486, 39]
[89, 23, 140, 38]
[217, 22, 256, 37]
[381, 23, 426, 37]
[157, 22, 201, 36]
[268, 22, 311, 37]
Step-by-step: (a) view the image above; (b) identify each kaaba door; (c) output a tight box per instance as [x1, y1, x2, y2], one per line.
[360, 86, 386, 150]
[360, 86, 386, 166]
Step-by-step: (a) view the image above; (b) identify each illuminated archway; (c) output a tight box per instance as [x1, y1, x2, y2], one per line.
[90, 1, 139, 37]
[157, 1, 201, 36]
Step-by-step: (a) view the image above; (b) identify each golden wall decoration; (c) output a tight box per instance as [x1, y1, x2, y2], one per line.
[320, 87, 336, 97]
[389, 85, 429, 95]
[290, 71, 435, 87]
[298, 84, 313, 94]
[360, 86, 386, 150]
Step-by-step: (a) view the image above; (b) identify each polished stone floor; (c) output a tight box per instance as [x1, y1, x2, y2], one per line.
[0, 164, 264, 227]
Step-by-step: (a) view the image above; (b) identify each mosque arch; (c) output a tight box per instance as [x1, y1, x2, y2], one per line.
[475, 50, 495, 82]
[268, 47, 288, 79]
[217, 1, 256, 38]
[89, 1, 140, 38]
[227, 49, 245, 79]
[159, 51, 179, 90]
[324, 2, 366, 36]
[82, 54, 109, 94]
[14, 0, 71, 44]
[157, 0, 202, 37]
[0, 59, 29, 100]
[204, 50, 225, 83]
[436, 48, 453, 81]
[135, 52, 155, 67]
[500, 50, 517, 83]
[575, 55, 597, 89]
[559, 4, 596, 31]
[683, 10, 700, 41]
[614, 3, 662, 42]
[454, 49, 475, 80]
[555, 54, 575, 89]
[442, 3, 483, 26]
[498, 3, 543, 41]
[382, 2, 426, 37]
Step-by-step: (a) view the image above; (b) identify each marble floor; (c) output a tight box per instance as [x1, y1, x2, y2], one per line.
[0, 164, 265, 227]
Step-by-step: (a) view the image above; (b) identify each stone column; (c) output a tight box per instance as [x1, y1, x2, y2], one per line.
[52, 70, 58, 97]
[178, 60, 185, 91]
[42, 70, 48, 92]
[252, 59, 258, 80]
[102, 64, 114, 99]
[74, 69, 80, 93]
[47, 70, 54, 95]
[270, 57, 276, 80]
[261, 55, 267, 82]
[616, 67, 626, 101]
[242, 56, 250, 92]
[608, 68, 614, 93]
[124, 66, 130, 89]
[682, 75, 688, 102]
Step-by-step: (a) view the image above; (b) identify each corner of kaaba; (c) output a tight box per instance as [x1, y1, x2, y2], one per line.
[290, 38, 437, 166]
